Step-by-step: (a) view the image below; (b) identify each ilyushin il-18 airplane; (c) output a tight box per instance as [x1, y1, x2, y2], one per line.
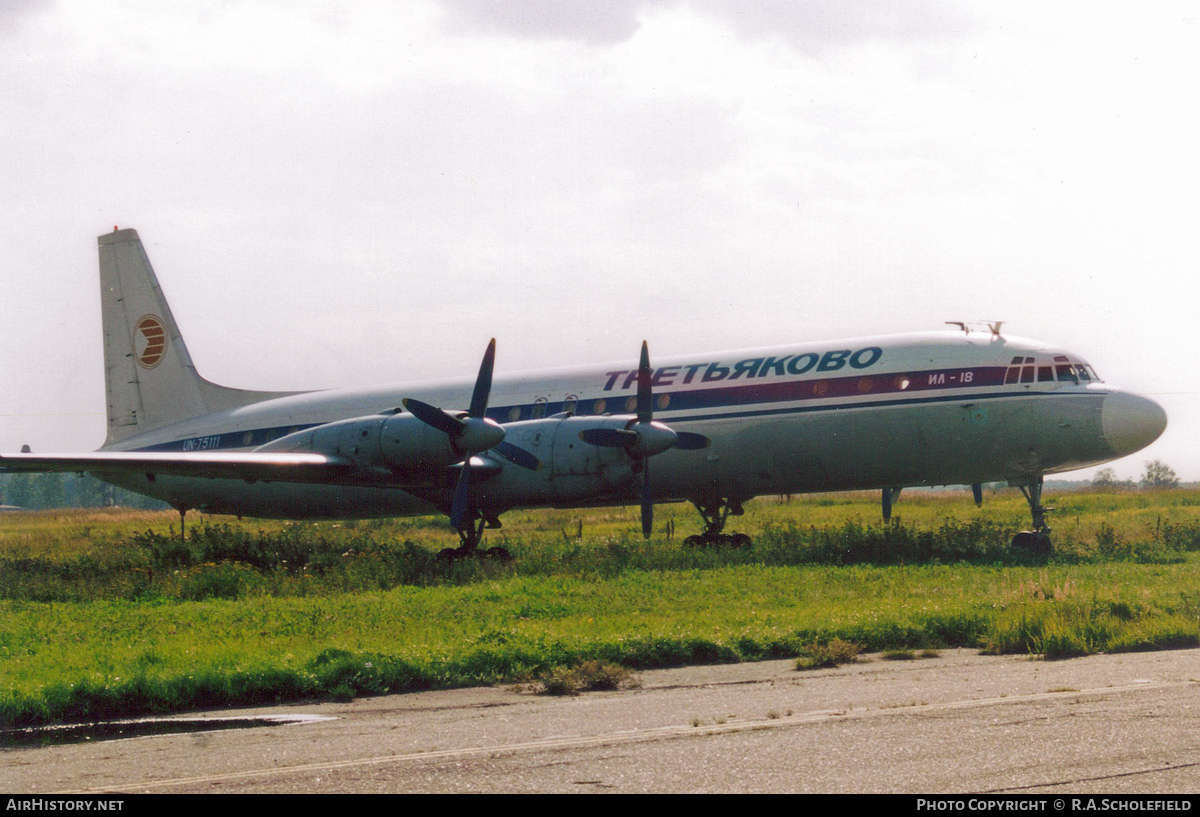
[0, 229, 1168, 558]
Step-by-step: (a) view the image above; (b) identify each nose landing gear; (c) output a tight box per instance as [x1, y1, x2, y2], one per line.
[1012, 476, 1053, 555]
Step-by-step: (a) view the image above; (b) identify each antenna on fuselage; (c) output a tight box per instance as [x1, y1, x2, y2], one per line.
[945, 321, 1005, 338]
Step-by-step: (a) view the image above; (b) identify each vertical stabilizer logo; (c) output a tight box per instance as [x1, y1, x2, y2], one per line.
[134, 315, 168, 369]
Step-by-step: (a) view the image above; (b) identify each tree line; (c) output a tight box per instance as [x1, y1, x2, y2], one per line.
[1092, 460, 1181, 490]
[0, 472, 168, 510]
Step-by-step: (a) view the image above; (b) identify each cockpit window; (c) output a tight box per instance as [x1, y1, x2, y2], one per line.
[1005, 353, 1100, 386]
[1005, 356, 1039, 384]
[1048, 354, 1102, 384]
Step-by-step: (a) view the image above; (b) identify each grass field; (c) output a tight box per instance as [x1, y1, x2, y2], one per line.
[2, 488, 1199, 727]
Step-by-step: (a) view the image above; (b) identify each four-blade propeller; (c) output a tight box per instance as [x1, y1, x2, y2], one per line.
[402, 340, 506, 530]
[579, 341, 710, 538]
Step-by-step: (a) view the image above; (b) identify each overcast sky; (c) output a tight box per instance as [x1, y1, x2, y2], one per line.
[2, 1, 1198, 481]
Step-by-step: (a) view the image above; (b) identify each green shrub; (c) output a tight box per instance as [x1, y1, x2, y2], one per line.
[532, 661, 639, 696]
[795, 638, 861, 670]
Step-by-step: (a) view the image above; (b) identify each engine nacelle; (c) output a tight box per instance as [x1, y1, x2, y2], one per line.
[484, 415, 639, 507]
[258, 411, 472, 474]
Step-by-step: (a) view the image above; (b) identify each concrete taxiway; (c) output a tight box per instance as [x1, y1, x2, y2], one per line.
[5, 648, 1200, 794]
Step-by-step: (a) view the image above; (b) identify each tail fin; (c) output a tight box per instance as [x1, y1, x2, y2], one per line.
[99, 228, 298, 447]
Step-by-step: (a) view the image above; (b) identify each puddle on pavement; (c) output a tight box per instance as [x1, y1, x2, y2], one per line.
[1, 713, 337, 749]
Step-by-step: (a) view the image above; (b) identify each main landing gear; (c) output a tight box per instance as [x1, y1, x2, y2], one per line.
[683, 498, 752, 548]
[437, 514, 512, 562]
[1011, 476, 1053, 555]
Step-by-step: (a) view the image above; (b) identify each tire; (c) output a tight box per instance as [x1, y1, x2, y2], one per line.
[1011, 531, 1036, 551]
[1012, 531, 1052, 554]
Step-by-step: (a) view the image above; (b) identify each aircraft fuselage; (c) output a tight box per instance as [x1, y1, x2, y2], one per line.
[97, 330, 1160, 520]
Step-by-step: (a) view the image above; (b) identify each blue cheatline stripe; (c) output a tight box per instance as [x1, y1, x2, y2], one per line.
[137, 423, 324, 453]
[666, 387, 1095, 424]
[133, 376, 1103, 454]
[487, 365, 1009, 421]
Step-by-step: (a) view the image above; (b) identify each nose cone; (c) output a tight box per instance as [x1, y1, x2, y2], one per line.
[457, 417, 506, 456]
[1101, 391, 1167, 457]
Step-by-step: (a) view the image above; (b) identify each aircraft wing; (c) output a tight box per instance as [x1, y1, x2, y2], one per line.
[0, 451, 355, 485]
[0, 451, 508, 489]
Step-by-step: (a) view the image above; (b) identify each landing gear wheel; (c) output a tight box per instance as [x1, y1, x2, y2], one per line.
[482, 546, 512, 561]
[682, 531, 751, 548]
[1011, 531, 1052, 555]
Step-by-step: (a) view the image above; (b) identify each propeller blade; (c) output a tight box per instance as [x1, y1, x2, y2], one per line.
[450, 463, 471, 530]
[493, 440, 542, 470]
[636, 341, 653, 425]
[403, 397, 465, 436]
[414, 340, 503, 535]
[641, 459, 653, 539]
[405, 339, 498, 437]
[468, 339, 496, 419]
[579, 428, 639, 448]
[673, 432, 711, 450]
